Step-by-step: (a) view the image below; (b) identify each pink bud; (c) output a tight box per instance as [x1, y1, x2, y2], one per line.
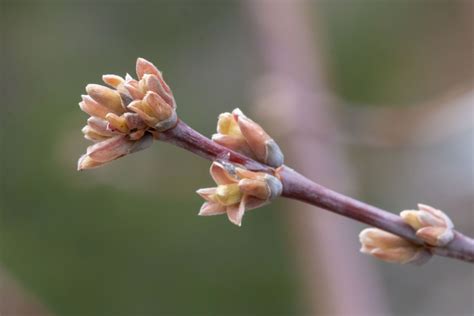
[235, 110, 284, 167]
[77, 134, 153, 170]
[400, 204, 454, 246]
[416, 226, 454, 247]
[143, 91, 172, 121]
[214, 108, 284, 167]
[81, 126, 110, 142]
[359, 228, 431, 265]
[211, 134, 255, 159]
[136, 57, 160, 80]
[105, 113, 129, 133]
[86, 84, 125, 114]
[87, 135, 135, 163]
[87, 117, 115, 136]
[124, 82, 145, 100]
[79, 95, 110, 119]
[102, 74, 124, 88]
[127, 100, 158, 127]
[142, 74, 175, 108]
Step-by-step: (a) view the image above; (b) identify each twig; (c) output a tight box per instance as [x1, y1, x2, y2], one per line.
[159, 120, 474, 263]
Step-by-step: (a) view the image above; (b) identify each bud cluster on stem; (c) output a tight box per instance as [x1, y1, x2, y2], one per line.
[400, 204, 454, 247]
[212, 108, 284, 167]
[78, 58, 177, 170]
[76, 58, 474, 264]
[197, 162, 282, 226]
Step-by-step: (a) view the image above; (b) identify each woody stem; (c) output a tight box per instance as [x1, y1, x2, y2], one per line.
[159, 120, 474, 263]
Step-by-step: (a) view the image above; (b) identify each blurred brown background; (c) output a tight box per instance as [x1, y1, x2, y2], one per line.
[1, 0, 473, 315]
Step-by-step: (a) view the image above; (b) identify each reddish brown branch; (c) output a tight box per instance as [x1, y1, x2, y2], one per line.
[159, 120, 273, 173]
[159, 120, 474, 263]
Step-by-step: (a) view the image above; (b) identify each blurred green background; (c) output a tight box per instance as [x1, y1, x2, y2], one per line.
[1, 1, 473, 315]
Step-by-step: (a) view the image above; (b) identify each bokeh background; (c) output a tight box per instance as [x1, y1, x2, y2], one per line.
[1, 1, 473, 315]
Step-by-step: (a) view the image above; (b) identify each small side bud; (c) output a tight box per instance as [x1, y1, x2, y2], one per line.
[213, 108, 284, 167]
[400, 204, 454, 246]
[77, 154, 104, 170]
[233, 108, 284, 167]
[359, 228, 432, 265]
[196, 162, 283, 226]
[234, 111, 269, 160]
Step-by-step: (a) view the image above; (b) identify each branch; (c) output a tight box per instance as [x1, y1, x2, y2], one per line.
[159, 120, 474, 263]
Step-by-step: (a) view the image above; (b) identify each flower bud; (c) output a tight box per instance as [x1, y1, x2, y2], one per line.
[213, 108, 284, 167]
[238, 179, 269, 200]
[76, 155, 104, 170]
[77, 58, 176, 170]
[215, 184, 243, 206]
[359, 228, 431, 265]
[126, 92, 177, 131]
[400, 204, 454, 246]
[105, 113, 129, 133]
[81, 126, 108, 142]
[211, 134, 256, 158]
[85, 84, 125, 114]
[79, 95, 110, 119]
[86, 117, 115, 136]
[196, 162, 283, 226]
[78, 135, 131, 170]
[102, 74, 125, 88]
[126, 100, 156, 126]
[235, 167, 282, 200]
[142, 74, 175, 108]
[77, 134, 153, 170]
[144, 91, 172, 120]
[136, 57, 161, 80]
[136, 57, 171, 93]
[124, 82, 145, 100]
